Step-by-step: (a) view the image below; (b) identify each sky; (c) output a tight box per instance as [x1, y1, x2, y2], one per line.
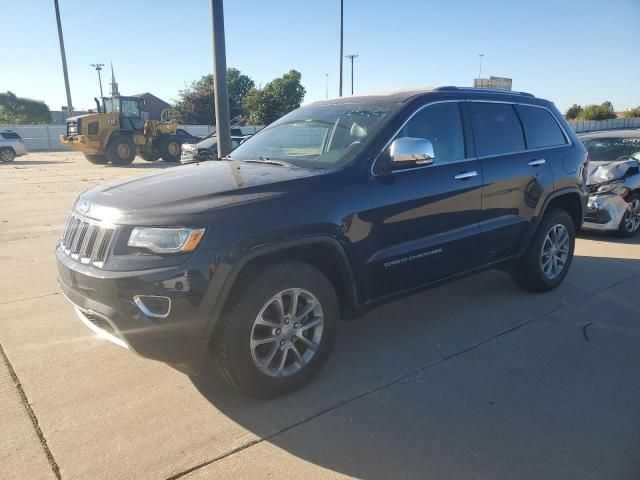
[2, 0, 639, 114]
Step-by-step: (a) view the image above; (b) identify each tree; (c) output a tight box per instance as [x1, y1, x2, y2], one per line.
[166, 68, 254, 124]
[243, 70, 306, 125]
[565, 104, 583, 120]
[623, 107, 640, 118]
[0, 91, 52, 124]
[576, 101, 617, 121]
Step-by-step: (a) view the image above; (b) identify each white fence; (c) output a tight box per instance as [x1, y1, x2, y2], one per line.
[568, 117, 640, 133]
[0, 124, 263, 151]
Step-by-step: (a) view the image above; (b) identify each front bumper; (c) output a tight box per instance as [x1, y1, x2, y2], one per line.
[56, 246, 224, 374]
[582, 194, 627, 232]
[59, 135, 102, 153]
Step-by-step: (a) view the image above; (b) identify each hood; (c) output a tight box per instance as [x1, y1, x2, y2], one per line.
[79, 161, 322, 223]
[587, 159, 639, 185]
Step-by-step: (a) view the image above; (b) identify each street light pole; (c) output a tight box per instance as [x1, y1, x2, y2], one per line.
[54, 0, 73, 116]
[339, 0, 343, 97]
[325, 73, 329, 99]
[210, 0, 231, 158]
[345, 54, 358, 95]
[91, 63, 105, 98]
[478, 53, 484, 79]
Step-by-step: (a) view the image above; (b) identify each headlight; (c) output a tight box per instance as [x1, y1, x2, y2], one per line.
[127, 227, 205, 254]
[593, 181, 630, 197]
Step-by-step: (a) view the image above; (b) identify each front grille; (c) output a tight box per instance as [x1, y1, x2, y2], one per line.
[60, 213, 115, 268]
[67, 119, 79, 136]
[83, 311, 118, 338]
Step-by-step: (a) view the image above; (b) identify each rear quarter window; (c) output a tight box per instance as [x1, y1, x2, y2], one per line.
[1, 132, 21, 140]
[516, 105, 566, 149]
[468, 102, 525, 157]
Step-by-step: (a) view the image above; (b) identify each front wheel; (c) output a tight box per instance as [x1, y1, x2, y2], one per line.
[617, 193, 640, 238]
[512, 208, 575, 292]
[213, 261, 338, 398]
[106, 136, 136, 165]
[84, 154, 108, 165]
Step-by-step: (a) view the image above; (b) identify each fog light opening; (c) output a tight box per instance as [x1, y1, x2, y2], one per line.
[133, 295, 172, 318]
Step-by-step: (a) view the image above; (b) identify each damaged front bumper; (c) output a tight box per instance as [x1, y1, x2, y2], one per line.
[583, 194, 628, 232]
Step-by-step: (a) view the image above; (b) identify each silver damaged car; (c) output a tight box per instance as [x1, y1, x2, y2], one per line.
[581, 129, 640, 237]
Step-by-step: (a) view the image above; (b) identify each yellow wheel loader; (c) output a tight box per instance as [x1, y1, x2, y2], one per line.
[60, 96, 182, 165]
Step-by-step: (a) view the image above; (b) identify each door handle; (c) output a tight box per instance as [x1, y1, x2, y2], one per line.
[528, 159, 546, 166]
[454, 171, 478, 180]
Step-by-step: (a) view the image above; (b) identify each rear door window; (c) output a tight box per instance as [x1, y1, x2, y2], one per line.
[468, 102, 525, 157]
[517, 105, 566, 149]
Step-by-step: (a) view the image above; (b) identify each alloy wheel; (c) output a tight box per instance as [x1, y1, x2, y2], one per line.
[623, 199, 640, 233]
[250, 288, 324, 377]
[540, 224, 570, 279]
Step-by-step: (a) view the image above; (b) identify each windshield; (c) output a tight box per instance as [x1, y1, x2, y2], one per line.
[227, 101, 398, 169]
[103, 97, 120, 114]
[583, 137, 640, 162]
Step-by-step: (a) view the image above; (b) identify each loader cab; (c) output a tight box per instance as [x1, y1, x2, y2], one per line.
[103, 96, 145, 131]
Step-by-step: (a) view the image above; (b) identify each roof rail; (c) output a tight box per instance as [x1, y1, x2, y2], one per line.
[435, 86, 535, 98]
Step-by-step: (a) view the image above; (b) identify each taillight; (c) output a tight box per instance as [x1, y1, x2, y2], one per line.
[19, 139, 25, 143]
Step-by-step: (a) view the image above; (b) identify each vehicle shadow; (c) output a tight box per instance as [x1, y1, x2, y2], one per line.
[190, 254, 640, 478]
[0, 160, 71, 166]
[105, 161, 178, 169]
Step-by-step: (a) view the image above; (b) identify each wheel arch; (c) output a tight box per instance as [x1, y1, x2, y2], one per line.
[205, 236, 358, 339]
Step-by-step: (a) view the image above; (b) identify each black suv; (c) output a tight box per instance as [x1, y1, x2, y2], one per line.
[57, 87, 588, 397]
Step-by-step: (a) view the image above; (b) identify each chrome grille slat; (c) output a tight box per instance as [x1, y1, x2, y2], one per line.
[59, 212, 115, 269]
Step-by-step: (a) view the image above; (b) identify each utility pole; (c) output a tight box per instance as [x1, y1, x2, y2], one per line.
[325, 73, 329, 99]
[91, 63, 105, 98]
[54, 0, 73, 115]
[345, 54, 358, 95]
[339, 0, 344, 97]
[478, 53, 484, 79]
[210, 0, 231, 157]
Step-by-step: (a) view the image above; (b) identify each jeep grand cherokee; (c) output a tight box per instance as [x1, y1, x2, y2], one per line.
[57, 87, 588, 398]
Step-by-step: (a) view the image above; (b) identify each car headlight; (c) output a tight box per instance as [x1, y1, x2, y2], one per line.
[593, 181, 630, 197]
[127, 227, 205, 254]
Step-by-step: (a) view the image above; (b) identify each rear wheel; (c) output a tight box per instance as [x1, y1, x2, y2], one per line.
[617, 193, 640, 237]
[159, 135, 181, 162]
[213, 261, 339, 398]
[106, 136, 136, 165]
[0, 147, 16, 162]
[512, 208, 575, 292]
[84, 154, 108, 165]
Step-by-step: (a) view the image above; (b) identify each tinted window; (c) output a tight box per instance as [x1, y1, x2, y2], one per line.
[1, 132, 21, 140]
[469, 102, 525, 156]
[393, 102, 465, 165]
[517, 105, 566, 148]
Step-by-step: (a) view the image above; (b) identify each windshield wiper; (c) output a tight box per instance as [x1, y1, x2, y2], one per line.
[242, 157, 295, 168]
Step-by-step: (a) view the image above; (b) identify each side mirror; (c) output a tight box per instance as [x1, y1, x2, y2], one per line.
[390, 137, 435, 165]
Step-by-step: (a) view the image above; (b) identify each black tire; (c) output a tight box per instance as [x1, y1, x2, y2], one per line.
[139, 151, 160, 162]
[0, 147, 16, 163]
[158, 135, 181, 162]
[84, 154, 108, 165]
[512, 208, 575, 292]
[617, 192, 640, 238]
[213, 261, 339, 398]
[106, 136, 136, 165]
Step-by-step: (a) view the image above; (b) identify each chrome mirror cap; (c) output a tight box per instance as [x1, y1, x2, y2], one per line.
[390, 137, 435, 165]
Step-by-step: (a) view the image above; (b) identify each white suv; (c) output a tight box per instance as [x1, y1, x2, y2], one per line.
[0, 130, 28, 162]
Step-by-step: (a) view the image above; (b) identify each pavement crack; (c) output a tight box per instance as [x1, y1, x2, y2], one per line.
[582, 323, 593, 343]
[0, 292, 60, 306]
[0, 342, 62, 479]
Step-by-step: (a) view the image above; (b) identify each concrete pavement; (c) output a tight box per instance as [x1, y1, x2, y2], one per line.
[1, 152, 639, 479]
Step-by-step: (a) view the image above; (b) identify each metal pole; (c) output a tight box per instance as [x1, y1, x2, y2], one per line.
[91, 64, 105, 98]
[325, 73, 329, 99]
[210, 0, 231, 157]
[339, 0, 343, 97]
[54, 0, 73, 115]
[478, 53, 484, 80]
[345, 54, 358, 95]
